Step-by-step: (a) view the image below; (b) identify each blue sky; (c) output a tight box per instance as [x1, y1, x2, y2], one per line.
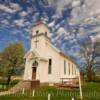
[0, 0, 100, 65]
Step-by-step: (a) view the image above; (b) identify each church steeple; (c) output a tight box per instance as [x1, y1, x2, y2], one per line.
[31, 22, 51, 38]
[31, 22, 51, 50]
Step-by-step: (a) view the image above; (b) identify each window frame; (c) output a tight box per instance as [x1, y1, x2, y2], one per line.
[64, 60, 66, 75]
[48, 58, 52, 74]
[68, 63, 70, 75]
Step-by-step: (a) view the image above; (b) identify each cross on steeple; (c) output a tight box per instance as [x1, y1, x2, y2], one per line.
[34, 30, 39, 48]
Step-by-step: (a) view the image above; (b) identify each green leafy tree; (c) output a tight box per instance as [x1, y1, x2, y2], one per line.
[0, 42, 25, 85]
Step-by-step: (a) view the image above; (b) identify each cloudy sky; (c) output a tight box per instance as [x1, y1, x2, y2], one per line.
[0, 0, 100, 65]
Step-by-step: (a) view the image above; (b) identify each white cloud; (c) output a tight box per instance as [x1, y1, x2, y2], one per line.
[85, 0, 100, 14]
[32, 12, 39, 19]
[10, 2, 21, 10]
[72, 0, 81, 7]
[56, 27, 66, 36]
[24, 21, 31, 26]
[40, 16, 49, 23]
[19, 11, 28, 17]
[48, 0, 72, 17]
[14, 19, 25, 27]
[0, 4, 15, 13]
[1, 19, 9, 25]
[69, 0, 100, 24]
[0, 3, 21, 13]
[48, 21, 55, 27]
[51, 15, 60, 19]
[95, 34, 100, 39]
[90, 34, 100, 42]
[77, 27, 85, 37]
[85, 26, 100, 36]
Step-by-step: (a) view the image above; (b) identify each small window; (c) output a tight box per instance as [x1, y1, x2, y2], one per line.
[68, 63, 70, 75]
[75, 66, 76, 75]
[64, 60, 66, 74]
[48, 59, 52, 74]
[72, 64, 74, 75]
[36, 30, 39, 34]
[45, 32, 47, 36]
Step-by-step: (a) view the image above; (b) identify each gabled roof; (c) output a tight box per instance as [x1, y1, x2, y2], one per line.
[24, 49, 48, 62]
[24, 49, 40, 59]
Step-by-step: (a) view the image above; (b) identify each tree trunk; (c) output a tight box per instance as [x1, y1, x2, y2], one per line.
[7, 74, 11, 85]
[87, 65, 93, 81]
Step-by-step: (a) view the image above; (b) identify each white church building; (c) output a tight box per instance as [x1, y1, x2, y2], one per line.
[23, 22, 79, 84]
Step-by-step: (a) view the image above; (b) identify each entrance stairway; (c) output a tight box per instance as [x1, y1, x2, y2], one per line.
[0, 80, 40, 96]
[0, 81, 31, 96]
[9, 80, 40, 93]
[9, 81, 31, 93]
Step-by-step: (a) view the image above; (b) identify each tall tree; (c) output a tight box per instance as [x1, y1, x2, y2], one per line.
[80, 37, 100, 81]
[0, 42, 25, 85]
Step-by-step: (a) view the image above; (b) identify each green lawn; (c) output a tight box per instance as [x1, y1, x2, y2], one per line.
[0, 82, 100, 100]
[0, 79, 19, 92]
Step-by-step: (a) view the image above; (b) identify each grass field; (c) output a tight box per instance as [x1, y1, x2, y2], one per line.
[0, 82, 100, 100]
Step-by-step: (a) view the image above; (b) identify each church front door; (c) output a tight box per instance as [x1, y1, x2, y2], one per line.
[32, 67, 36, 80]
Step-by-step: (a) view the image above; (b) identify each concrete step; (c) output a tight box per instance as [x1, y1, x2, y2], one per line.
[9, 81, 31, 93]
[0, 80, 40, 96]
